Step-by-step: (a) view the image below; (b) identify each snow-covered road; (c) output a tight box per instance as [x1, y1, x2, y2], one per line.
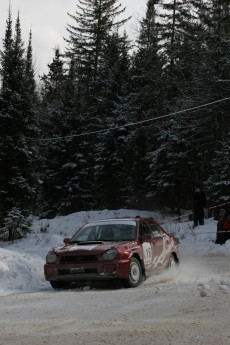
[1, 252, 230, 345]
[1, 211, 230, 344]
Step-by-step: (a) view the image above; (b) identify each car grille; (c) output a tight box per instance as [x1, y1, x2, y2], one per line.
[59, 268, 97, 275]
[60, 255, 98, 263]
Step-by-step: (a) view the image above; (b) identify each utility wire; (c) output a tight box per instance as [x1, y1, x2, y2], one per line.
[33, 96, 230, 143]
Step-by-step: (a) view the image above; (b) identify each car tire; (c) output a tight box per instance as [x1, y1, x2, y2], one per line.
[123, 257, 142, 288]
[50, 281, 70, 289]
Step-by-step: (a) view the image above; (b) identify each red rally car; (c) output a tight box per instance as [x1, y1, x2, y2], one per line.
[44, 217, 180, 289]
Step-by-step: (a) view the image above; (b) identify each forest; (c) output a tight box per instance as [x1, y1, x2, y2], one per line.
[0, 0, 230, 238]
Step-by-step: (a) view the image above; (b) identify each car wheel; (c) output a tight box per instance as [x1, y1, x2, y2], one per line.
[50, 281, 70, 289]
[123, 257, 142, 288]
[167, 254, 178, 270]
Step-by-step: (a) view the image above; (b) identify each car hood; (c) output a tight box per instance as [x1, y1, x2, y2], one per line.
[53, 241, 134, 255]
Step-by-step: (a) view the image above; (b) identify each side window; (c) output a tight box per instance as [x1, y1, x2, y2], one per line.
[149, 223, 164, 237]
[139, 221, 152, 238]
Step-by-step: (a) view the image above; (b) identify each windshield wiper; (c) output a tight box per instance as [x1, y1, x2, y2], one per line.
[69, 240, 103, 245]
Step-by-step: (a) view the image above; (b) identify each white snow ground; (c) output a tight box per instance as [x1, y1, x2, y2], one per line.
[1, 209, 230, 345]
[0, 209, 230, 296]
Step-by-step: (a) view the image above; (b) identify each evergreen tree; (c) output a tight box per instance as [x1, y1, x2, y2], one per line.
[128, 0, 164, 209]
[65, 0, 131, 138]
[0, 11, 37, 224]
[93, 32, 133, 208]
[131, 0, 164, 118]
[0, 9, 14, 89]
[39, 48, 67, 216]
[206, 137, 230, 204]
[202, 0, 230, 138]
[39, 48, 95, 215]
[65, 0, 129, 81]
[41, 48, 65, 103]
[3, 207, 32, 242]
[50, 0, 132, 212]
[25, 30, 36, 96]
[146, 114, 198, 210]
[203, 0, 230, 206]
[144, 0, 227, 208]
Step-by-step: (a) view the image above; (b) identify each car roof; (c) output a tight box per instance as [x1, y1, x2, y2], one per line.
[85, 217, 155, 223]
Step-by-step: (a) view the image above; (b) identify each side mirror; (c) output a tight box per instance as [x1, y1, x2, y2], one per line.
[173, 236, 180, 244]
[63, 238, 71, 244]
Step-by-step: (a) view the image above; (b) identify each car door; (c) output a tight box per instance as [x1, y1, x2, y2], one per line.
[139, 221, 153, 271]
[149, 222, 164, 269]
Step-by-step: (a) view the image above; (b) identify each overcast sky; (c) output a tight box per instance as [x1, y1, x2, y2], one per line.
[0, 0, 146, 75]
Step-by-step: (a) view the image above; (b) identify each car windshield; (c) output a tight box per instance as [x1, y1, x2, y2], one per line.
[70, 220, 136, 242]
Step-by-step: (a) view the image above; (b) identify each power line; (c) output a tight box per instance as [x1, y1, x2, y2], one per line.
[33, 96, 230, 143]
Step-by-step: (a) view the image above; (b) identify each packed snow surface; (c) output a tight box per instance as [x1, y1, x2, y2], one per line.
[1, 209, 230, 345]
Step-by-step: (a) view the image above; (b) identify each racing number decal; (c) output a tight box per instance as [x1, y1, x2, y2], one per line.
[142, 242, 152, 265]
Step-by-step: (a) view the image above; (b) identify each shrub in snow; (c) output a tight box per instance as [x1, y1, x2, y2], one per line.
[2, 208, 32, 242]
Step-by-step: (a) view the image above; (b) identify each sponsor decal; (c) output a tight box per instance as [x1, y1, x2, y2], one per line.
[142, 242, 152, 265]
[153, 237, 174, 266]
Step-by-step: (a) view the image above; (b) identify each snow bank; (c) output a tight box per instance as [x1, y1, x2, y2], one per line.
[0, 248, 47, 295]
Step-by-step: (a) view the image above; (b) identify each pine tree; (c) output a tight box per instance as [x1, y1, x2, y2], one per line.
[203, 0, 230, 206]
[0, 11, 37, 224]
[127, 0, 164, 209]
[144, 0, 224, 208]
[206, 137, 230, 204]
[39, 47, 95, 215]
[38, 48, 67, 216]
[65, 0, 129, 81]
[0, 9, 14, 89]
[51, 0, 132, 211]
[203, 0, 230, 137]
[41, 48, 65, 103]
[3, 207, 32, 242]
[131, 0, 164, 118]
[25, 30, 36, 96]
[65, 0, 131, 139]
[93, 32, 133, 208]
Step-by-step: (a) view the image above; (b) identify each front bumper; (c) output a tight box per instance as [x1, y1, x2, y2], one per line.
[44, 260, 130, 282]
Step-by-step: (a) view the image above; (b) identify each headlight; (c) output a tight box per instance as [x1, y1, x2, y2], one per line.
[46, 251, 57, 263]
[103, 248, 117, 261]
